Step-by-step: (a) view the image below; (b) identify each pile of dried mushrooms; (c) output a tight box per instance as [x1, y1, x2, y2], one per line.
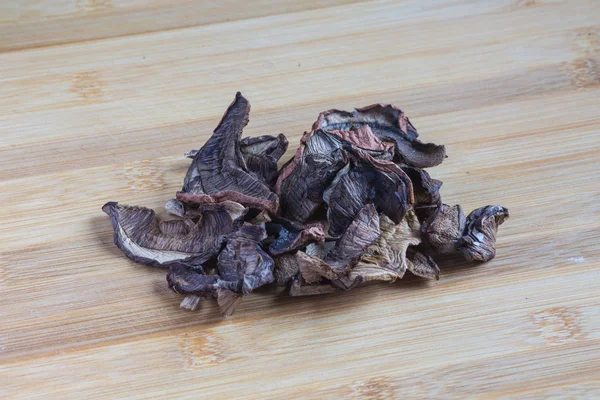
[103, 92, 508, 316]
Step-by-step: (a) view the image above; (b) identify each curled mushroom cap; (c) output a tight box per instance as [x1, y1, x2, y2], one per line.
[312, 104, 446, 168]
[460, 205, 509, 262]
[103, 201, 243, 268]
[177, 92, 279, 213]
[167, 223, 275, 316]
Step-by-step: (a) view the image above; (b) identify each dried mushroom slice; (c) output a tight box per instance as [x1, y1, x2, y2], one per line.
[167, 223, 274, 315]
[177, 92, 279, 213]
[406, 249, 440, 280]
[312, 104, 446, 168]
[297, 204, 381, 284]
[422, 204, 466, 254]
[167, 266, 220, 296]
[323, 160, 412, 237]
[351, 211, 421, 283]
[460, 205, 509, 262]
[240, 134, 289, 188]
[277, 130, 346, 222]
[103, 202, 238, 268]
[273, 253, 301, 286]
[268, 222, 325, 256]
[217, 223, 275, 295]
[402, 166, 443, 222]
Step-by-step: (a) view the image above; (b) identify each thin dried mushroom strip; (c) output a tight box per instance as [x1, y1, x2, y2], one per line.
[176, 92, 279, 213]
[103, 202, 240, 268]
[406, 249, 440, 280]
[165, 199, 247, 220]
[289, 277, 338, 297]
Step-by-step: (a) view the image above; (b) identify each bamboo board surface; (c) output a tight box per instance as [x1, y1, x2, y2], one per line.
[0, 0, 599, 398]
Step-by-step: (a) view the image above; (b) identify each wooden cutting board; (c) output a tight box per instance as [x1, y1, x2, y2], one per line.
[1, 1, 599, 398]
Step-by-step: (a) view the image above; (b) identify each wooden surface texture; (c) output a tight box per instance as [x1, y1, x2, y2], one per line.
[0, 0, 599, 398]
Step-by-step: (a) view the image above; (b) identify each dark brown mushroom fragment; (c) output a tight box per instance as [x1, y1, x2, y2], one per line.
[268, 221, 325, 256]
[422, 204, 466, 254]
[217, 223, 275, 295]
[277, 130, 346, 222]
[459, 205, 509, 262]
[103, 202, 241, 268]
[167, 223, 274, 315]
[165, 199, 247, 221]
[297, 204, 380, 285]
[323, 160, 412, 237]
[312, 104, 446, 168]
[176, 92, 279, 213]
[167, 266, 220, 296]
[406, 249, 440, 280]
[186, 134, 289, 189]
[240, 134, 289, 188]
[402, 166, 443, 222]
[273, 253, 301, 286]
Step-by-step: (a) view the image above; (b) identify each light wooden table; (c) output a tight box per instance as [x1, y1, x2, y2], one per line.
[1, 1, 599, 398]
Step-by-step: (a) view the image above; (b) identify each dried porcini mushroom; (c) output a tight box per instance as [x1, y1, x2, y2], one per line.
[422, 204, 466, 254]
[312, 104, 446, 168]
[176, 92, 279, 213]
[459, 205, 509, 262]
[351, 211, 421, 283]
[103, 201, 243, 268]
[103, 92, 509, 317]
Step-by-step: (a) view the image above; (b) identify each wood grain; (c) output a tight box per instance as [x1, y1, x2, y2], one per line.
[0, 0, 599, 398]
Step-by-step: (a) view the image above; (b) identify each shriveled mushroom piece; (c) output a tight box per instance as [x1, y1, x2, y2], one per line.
[176, 92, 279, 213]
[217, 223, 275, 295]
[351, 211, 421, 283]
[272, 252, 301, 286]
[268, 221, 325, 256]
[422, 204, 466, 254]
[289, 277, 338, 296]
[402, 166, 443, 222]
[296, 204, 380, 288]
[406, 249, 440, 280]
[165, 199, 247, 220]
[240, 134, 289, 188]
[323, 158, 412, 237]
[167, 223, 275, 315]
[103, 202, 243, 268]
[187, 134, 288, 189]
[276, 130, 346, 222]
[312, 104, 446, 168]
[459, 205, 509, 262]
